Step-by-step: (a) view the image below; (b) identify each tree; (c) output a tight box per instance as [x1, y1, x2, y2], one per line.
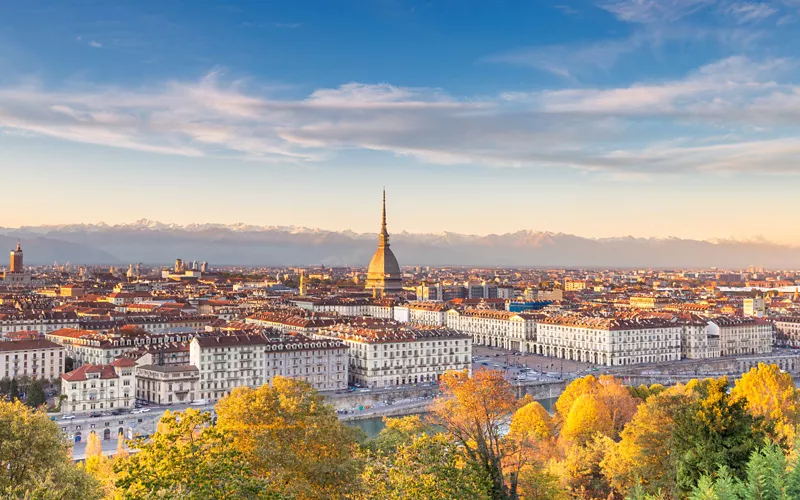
[114, 408, 278, 499]
[431, 369, 521, 499]
[689, 442, 800, 499]
[555, 375, 638, 439]
[27, 379, 46, 408]
[362, 430, 490, 500]
[115, 431, 129, 459]
[673, 377, 767, 493]
[602, 385, 692, 498]
[731, 363, 800, 446]
[0, 400, 101, 499]
[215, 376, 364, 500]
[561, 393, 613, 446]
[83, 431, 117, 498]
[0, 377, 11, 397]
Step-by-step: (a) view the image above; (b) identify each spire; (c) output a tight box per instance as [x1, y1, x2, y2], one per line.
[15, 241, 21, 252]
[379, 188, 390, 247]
[381, 187, 387, 234]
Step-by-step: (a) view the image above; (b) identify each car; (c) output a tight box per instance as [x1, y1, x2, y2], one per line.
[131, 409, 143, 414]
[140, 408, 152, 413]
[111, 410, 122, 416]
[481, 362, 489, 366]
[89, 412, 102, 418]
[61, 415, 75, 420]
[101, 412, 111, 417]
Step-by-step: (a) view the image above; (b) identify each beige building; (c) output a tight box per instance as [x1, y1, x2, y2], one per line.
[317, 323, 471, 388]
[708, 316, 772, 356]
[445, 308, 537, 352]
[135, 364, 200, 405]
[0, 339, 65, 380]
[61, 358, 136, 414]
[536, 315, 682, 366]
[190, 333, 348, 402]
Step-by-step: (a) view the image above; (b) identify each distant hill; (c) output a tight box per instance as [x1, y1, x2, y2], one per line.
[1, 220, 798, 268]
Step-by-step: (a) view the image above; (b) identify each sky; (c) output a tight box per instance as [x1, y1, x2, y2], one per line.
[2, 0, 800, 243]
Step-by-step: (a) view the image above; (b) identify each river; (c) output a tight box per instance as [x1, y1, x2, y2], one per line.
[346, 396, 557, 438]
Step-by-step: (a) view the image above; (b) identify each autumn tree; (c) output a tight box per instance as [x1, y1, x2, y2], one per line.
[432, 369, 523, 500]
[361, 417, 490, 499]
[114, 408, 278, 499]
[602, 384, 694, 497]
[215, 376, 364, 500]
[555, 375, 638, 440]
[731, 363, 800, 446]
[561, 393, 614, 446]
[508, 401, 561, 499]
[83, 431, 117, 498]
[0, 400, 101, 499]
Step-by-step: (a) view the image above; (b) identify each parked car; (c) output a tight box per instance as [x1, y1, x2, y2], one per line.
[140, 408, 152, 413]
[89, 412, 102, 418]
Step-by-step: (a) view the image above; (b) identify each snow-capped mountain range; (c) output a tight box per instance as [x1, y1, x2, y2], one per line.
[0, 221, 796, 267]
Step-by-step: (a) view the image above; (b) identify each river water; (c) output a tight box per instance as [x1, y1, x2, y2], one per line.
[346, 396, 557, 438]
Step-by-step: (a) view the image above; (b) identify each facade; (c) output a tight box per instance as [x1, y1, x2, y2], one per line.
[677, 316, 720, 359]
[743, 297, 766, 317]
[445, 308, 537, 352]
[536, 316, 682, 366]
[707, 316, 772, 356]
[189, 333, 348, 402]
[46, 328, 195, 366]
[317, 323, 471, 388]
[135, 364, 200, 405]
[0, 339, 65, 380]
[0, 311, 80, 335]
[61, 358, 136, 413]
[365, 190, 403, 295]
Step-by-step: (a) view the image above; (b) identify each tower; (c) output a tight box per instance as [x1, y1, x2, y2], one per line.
[9, 242, 22, 273]
[365, 189, 403, 295]
[299, 270, 307, 296]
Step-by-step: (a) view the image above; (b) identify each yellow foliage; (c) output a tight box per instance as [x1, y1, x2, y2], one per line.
[731, 363, 800, 445]
[510, 400, 554, 441]
[561, 393, 613, 446]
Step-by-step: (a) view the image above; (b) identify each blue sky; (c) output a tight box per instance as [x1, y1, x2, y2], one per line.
[2, 0, 800, 243]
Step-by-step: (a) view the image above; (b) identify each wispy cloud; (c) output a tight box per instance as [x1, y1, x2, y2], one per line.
[88, 40, 103, 48]
[727, 2, 777, 23]
[598, 0, 716, 23]
[1, 57, 800, 175]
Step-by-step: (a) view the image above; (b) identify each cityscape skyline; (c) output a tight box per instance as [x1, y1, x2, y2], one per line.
[3, 2, 800, 243]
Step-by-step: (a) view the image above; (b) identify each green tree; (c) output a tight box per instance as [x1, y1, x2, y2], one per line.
[114, 408, 279, 499]
[362, 431, 490, 500]
[673, 377, 767, 494]
[26, 379, 46, 408]
[0, 400, 101, 499]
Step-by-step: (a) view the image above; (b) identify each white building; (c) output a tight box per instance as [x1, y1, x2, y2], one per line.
[0, 339, 65, 380]
[316, 324, 472, 388]
[0, 312, 80, 335]
[445, 308, 537, 352]
[46, 328, 195, 366]
[536, 315, 682, 366]
[395, 302, 448, 326]
[707, 316, 772, 356]
[61, 358, 136, 414]
[190, 333, 348, 402]
[677, 316, 720, 359]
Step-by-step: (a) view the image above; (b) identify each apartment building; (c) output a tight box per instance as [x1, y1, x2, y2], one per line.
[0, 311, 80, 335]
[316, 323, 471, 388]
[0, 339, 65, 380]
[445, 308, 537, 352]
[61, 358, 136, 413]
[46, 328, 194, 366]
[708, 316, 772, 356]
[135, 364, 200, 405]
[189, 333, 348, 402]
[536, 315, 682, 366]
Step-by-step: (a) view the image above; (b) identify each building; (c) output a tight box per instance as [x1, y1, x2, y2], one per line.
[46, 328, 195, 366]
[61, 358, 136, 413]
[415, 282, 443, 301]
[536, 315, 682, 366]
[0, 339, 65, 380]
[707, 316, 772, 356]
[135, 364, 200, 405]
[677, 315, 720, 359]
[365, 189, 403, 295]
[317, 323, 471, 388]
[445, 308, 537, 352]
[4, 242, 31, 285]
[564, 279, 587, 292]
[9, 242, 22, 273]
[189, 333, 348, 402]
[743, 297, 766, 317]
[775, 317, 800, 346]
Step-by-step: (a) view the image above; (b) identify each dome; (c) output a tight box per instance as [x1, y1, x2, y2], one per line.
[365, 189, 403, 294]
